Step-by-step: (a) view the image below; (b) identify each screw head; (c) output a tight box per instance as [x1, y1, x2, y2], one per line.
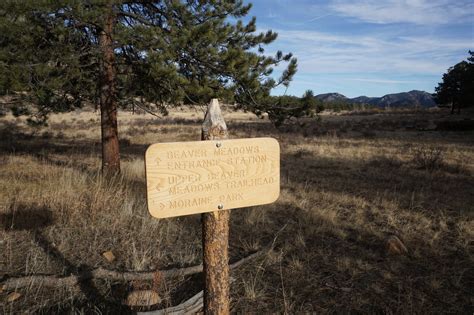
[217, 204, 224, 210]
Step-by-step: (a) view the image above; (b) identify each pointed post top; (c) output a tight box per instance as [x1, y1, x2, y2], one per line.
[202, 98, 228, 141]
[209, 98, 220, 111]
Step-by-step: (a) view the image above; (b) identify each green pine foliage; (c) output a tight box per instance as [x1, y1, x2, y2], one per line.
[262, 90, 323, 126]
[263, 91, 378, 126]
[434, 51, 474, 114]
[322, 100, 374, 112]
[0, 1, 100, 124]
[0, 0, 299, 124]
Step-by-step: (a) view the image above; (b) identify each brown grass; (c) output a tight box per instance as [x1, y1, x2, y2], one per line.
[0, 108, 473, 313]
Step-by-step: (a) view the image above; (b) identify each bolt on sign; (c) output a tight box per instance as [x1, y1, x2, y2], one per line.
[145, 138, 280, 218]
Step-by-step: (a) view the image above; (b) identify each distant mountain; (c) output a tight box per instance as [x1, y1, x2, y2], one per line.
[315, 90, 436, 108]
[315, 92, 348, 102]
[351, 95, 378, 104]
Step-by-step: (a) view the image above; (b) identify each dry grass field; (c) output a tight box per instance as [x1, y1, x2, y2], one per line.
[1, 106, 473, 313]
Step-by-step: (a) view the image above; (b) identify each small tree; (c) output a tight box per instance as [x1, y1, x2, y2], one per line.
[0, 0, 298, 173]
[262, 90, 323, 126]
[434, 51, 474, 114]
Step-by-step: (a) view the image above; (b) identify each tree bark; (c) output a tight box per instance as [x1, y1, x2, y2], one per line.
[201, 99, 230, 315]
[98, 2, 120, 173]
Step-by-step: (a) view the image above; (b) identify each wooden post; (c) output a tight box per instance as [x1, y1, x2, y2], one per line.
[201, 99, 230, 315]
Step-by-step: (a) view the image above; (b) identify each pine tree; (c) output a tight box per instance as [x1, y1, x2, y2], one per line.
[261, 90, 322, 127]
[0, 0, 298, 173]
[434, 51, 474, 114]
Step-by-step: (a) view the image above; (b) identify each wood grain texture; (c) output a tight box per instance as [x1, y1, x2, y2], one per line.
[145, 138, 280, 218]
[201, 99, 230, 315]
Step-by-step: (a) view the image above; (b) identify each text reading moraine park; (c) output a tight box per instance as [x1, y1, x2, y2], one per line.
[145, 138, 280, 218]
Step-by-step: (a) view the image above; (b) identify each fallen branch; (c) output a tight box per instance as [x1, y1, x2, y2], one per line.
[138, 290, 203, 315]
[137, 249, 268, 314]
[1, 249, 266, 292]
[137, 274, 243, 315]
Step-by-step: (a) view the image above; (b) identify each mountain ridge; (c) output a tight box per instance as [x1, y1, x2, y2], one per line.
[315, 90, 436, 108]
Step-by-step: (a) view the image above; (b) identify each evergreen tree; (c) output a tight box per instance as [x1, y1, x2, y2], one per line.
[434, 51, 474, 114]
[259, 90, 322, 127]
[0, 0, 298, 173]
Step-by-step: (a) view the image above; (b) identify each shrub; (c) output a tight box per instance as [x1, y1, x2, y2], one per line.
[411, 146, 444, 171]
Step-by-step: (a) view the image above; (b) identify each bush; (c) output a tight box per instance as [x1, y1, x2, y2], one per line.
[411, 146, 444, 171]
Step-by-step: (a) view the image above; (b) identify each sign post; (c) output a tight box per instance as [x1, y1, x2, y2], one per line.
[145, 99, 280, 314]
[201, 99, 231, 315]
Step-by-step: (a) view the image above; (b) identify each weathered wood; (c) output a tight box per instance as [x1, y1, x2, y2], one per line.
[1, 249, 266, 291]
[138, 290, 203, 315]
[1, 266, 198, 291]
[137, 276, 241, 315]
[201, 98, 230, 315]
[145, 138, 280, 218]
[202, 99, 228, 140]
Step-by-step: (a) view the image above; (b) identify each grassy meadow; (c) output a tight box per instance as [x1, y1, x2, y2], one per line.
[1, 106, 473, 313]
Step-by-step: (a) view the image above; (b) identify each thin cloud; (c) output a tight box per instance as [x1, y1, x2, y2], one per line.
[268, 28, 471, 75]
[306, 13, 334, 23]
[346, 78, 423, 84]
[251, 1, 472, 96]
[329, 0, 473, 25]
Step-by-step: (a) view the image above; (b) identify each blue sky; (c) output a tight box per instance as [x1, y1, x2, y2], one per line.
[242, 0, 473, 97]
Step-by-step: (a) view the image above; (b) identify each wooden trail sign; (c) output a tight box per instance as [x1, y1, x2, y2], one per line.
[145, 138, 280, 218]
[145, 99, 280, 315]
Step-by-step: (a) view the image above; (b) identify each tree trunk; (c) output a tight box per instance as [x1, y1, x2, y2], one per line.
[98, 2, 120, 173]
[201, 99, 230, 315]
